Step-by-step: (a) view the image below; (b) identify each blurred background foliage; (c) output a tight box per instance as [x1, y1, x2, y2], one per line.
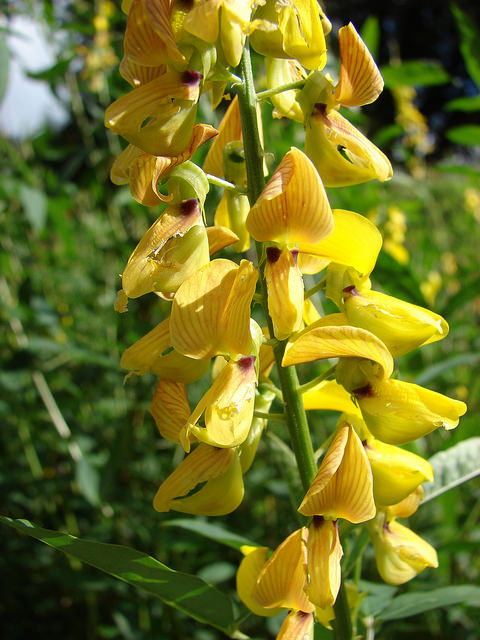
[0, 0, 479, 638]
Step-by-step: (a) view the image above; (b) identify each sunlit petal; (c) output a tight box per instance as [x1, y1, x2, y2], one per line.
[253, 527, 314, 612]
[236, 547, 283, 617]
[303, 379, 360, 414]
[306, 518, 343, 609]
[265, 248, 304, 340]
[203, 96, 243, 177]
[334, 22, 383, 107]
[299, 424, 375, 523]
[277, 610, 314, 639]
[247, 147, 333, 246]
[206, 225, 240, 255]
[149, 379, 193, 445]
[170, 259, 257, 359]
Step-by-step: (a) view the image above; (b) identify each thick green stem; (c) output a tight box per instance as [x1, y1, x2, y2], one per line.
[236, 43, 316, 492]
[237, 43, 353, 639]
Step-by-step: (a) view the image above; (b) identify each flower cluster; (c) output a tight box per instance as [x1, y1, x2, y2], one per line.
[106, 1, 466, 635]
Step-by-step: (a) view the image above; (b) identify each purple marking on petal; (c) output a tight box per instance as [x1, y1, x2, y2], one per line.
[180, 198, 200, 216]
[353, 383, 375, 398]
[291, 249, 299, 265]
[182, 70, 202, 85]
[266, 246, 282, 263]
[238, 355, 256, 371]
[343, 285, 359, 296]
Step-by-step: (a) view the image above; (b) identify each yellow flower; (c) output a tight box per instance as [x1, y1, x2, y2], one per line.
[170, 258, 258, 360]
[342, 285, 449, 357]
[153, 443, 244, 515]
[110, 124, 217, 206]
[105, 70, 202, 156]
[114, 199, 210, 311]
[368, 512, 438, 585]
[352, 377, 467, 445]
[250, 0, 328, 70]
[298, 423, 376, 523]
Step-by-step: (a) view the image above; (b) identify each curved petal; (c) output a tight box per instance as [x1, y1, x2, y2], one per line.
[188, 357, 257, 448]
[282, 319, 394, 382]
[153, 443, 236, 513]
[124, 0, 172, 67]
[119, 56, 166, 87]
[277, 610, 314, 639]
[206, 225, 239, 255]
[265, 248, 304, 340]
[365, 439, 433, 506]
[213, 191, 251, 252]
[303, 379, 360, 414]
[356, 379, 467, 445]
[149, 379, 193, 445]
[143, 0, 186, 64]
[306, 519, 343, 609]
[334, 22, 383, 107]
[247, 147, 333, 246]
[266, 57, 305, 122]
[170, 259, 257, 359]
[203, 96, 243, 177]
[299, 209, 382, 277]
[253, 527, 314, 613]
[305, 107, 392, 187]
[298, 424, 375, 523]
[236, 547, 283, 617]
[343, 287, 449, 358]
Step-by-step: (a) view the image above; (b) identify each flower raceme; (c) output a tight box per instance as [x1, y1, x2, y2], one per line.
[105, 0, 467, 632]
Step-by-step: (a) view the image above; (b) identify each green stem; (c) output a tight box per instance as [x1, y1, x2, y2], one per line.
[237, 43, 353, 639]
[304, 277, 326, 300]
[236, 43, 316, 493]
[253, 411, 285, 423]
[206, 173, 246, 194]
[297, 365, 336, 395]
[256, 79, 305, 101]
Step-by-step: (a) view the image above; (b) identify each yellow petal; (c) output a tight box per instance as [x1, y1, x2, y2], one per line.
[282, 318, 394, 382]
[120, 317, 209, 383]
[170, 259, 257, 360]
[266, 57, 305, 122]
[303, 298, 322, 325]
[298, 424, 376, 523]
[214, 191, 251, 253]
[369, 514, 438, 585]
[277, 610, 314, 640]
[105, 70, 201, 156]
[143, 0, 186, 64]
[299, 209, 382, 276]
[365, 439, 433, 506]
[303, 379, 360, 414]
[236, 547, 283, 617]
[119, 56, 166, 88]
[203, 96, 243, 178]
[356, 378, 467, 445]
[343, 287, 449, 357]
[265, 248, 304, 340]
[305, 107, 392, 187]
[123, 0, 171, 67]
[385, 486, 425, 520]
[149, 379, 193, 445]
[306, 518, 343, 609]
[334, 22, 384, 107]
[246, 147, 333, 246]
[253, 527, 314, 612]
[189, 357, 257, 448]
[153, 443, 236, 513]
[206, 225, 240, 255]
[120, 201, 209, 300]
[238, 387, 275, 473]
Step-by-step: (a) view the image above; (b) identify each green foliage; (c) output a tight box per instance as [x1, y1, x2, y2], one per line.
[380, 61, 450, 88]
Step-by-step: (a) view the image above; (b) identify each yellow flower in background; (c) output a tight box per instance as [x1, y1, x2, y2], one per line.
[250, 0, 328, 70]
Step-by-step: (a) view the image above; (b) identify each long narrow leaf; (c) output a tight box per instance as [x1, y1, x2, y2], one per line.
[163, 518, 257, 550]
[377, 585, 480, 621]
[1, 517, 238, 635]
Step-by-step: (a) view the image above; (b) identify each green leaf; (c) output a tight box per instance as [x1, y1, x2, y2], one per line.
[163, 518, 257, 550]
[381, 61, 450, 88]
[358, 580, 397, 617]
[422, 438, 480, 504]
[445, 125, 480, 146]
[1, 517, 238, 635]
[445, 95, 480, 112]
[451, 4, 480, 89]
[0, 32, 9, 103]
[360, 16, 380, 60]
[414, 353, 480, 385]
[377, 585, 480, 621]
[435, 163, 480, 177]
[19, 184, 47, 231]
